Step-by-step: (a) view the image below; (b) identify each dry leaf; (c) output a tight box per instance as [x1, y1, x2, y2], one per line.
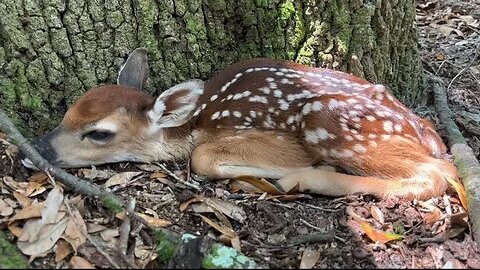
[450, 212, 469, 228]
[55, 239, 73, 263]
[137, 213, 172, 228]
[150, 172, 167, 179]
[8, 221, 23, 237]
[358, 220, 404, 244]
[87, 223, 108, 233]
[3, 176, 28, 190]
[179, 193, 205, 212]
[41, 186, 64, 224]
[79, 168, 116, 180]
[63, 206, 87, 252]
[100, 229, 119, 242]
[13, 191, 32, 208]
[17, 217, 69, 256]
[299, 247, 321, 269]
[0, 199, 13, 216]
[136, 164, 163, 172]
[199, 214, 237, 239]
[204, 197, 246, 224]
[18, 218, 43, 242]
[370, 206, 384, 224]
[26, 181, 47, 197]
[424, 207, 443, 225]
[69, 256, 96, 269]
[446, 178, 467, 210]
[232, 176, 284, 195]
[28, 172, 48, 182]
[104, 172, 142, 188]
[9, 202, 44, 222]
[443, 227, 466, 239]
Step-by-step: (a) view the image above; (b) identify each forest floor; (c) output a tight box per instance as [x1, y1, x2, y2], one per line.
[1, 0, 480, 269]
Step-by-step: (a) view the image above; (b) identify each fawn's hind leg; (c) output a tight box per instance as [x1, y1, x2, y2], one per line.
[190, 130, 315, 180]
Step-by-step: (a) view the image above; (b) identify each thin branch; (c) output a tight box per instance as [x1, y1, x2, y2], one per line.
[155, 162, 201, 191]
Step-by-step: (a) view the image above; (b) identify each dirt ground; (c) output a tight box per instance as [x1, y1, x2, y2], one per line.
[1, 0, 480, 268]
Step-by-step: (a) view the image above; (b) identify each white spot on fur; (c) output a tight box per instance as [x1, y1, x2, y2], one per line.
[249, 95, 268, 104]
[233, 111, 242, 117]
[210, 94, 218, 101]
[221, 110, 230, 117]
[311, 101, 323, 111]
[274, 89, 283, 98]
[259, 87, 270, 94]
[365, 115, 376, 122]
[266, 77, 275, 82]
[211, 111, 220, 120]
[352, 144, 367, 153]
[383, 120, 394, 133]
[394, 123, 403, 132]
[305, 127, 334, 143]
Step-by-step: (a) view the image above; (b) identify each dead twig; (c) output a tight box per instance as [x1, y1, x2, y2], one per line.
[430, 75, 480, 243]
[119, 198, 136, 255]
[155, 162, 201, 191]
[290, 230, 336, 245]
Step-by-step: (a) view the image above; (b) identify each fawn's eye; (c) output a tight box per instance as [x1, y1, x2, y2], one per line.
[82, 130, 115, 141]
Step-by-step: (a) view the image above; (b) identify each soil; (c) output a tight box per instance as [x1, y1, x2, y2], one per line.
[1, 0, 480, 268]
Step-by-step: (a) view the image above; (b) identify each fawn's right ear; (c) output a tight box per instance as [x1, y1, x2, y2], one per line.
[117, 47, 149, 90]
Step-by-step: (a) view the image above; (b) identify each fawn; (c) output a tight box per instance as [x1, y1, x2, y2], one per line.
[23, 48, 459, 199]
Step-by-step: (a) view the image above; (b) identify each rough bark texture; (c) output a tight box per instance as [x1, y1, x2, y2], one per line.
[0, 0, 424, 135]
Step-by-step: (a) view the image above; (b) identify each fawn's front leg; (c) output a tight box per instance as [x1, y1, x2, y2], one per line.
[190, 130, 316, 180]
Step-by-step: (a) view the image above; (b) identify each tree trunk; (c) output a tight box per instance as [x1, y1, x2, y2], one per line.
[0, 0, 424, 135]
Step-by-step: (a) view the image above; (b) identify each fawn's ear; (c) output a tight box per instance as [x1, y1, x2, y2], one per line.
[147, 80, 204, 131]
[117, 47, 149, 90]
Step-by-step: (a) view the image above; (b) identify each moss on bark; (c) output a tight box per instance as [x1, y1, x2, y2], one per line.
[0, 0, 424, 134]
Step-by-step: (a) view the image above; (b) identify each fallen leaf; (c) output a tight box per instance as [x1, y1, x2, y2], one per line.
[0, 199, 13, 216]
[26, 181, 47, 197]
[17, 217, 69, 256]
[442, 227, 466, 239]
[179, 193, 205, 212]
[137, 213, 172, 228]
[55, 239, 73, 263]
[299, 247, 321, 269]
[134, 245, 153, 259]
[424, 207, 443, 225]
[27, 172, 48, 182]
[104, 172, 142, 188]
[13, 191, 32, 208]
[232, 176, 285, 195]
[204, 197, 246, 224]
[69, 256, 96, 269]
[450, 212, 469, 228]
[100, 228, 119, 242]
[79, 167, 116, 180]
[358, 220, 404, 244]
[41, 186, 64, 224]
[9, 202, 44, 222]
[446, 178, 467, 210]
[370, 206, 384, 224]
[199, 214, 237, 239]
[87, 223, 108, 233]
[18, 218, 43, 242]
[149, 172, 167, 179]
[136, 164, 163, 172]
[8, 221, 23, 237]
[63, 205, 87, 252]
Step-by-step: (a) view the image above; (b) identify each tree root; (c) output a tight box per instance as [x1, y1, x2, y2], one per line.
[430, 75, 480, 242]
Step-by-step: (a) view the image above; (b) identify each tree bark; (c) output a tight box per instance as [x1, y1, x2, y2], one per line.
[0, 0, 424, 134]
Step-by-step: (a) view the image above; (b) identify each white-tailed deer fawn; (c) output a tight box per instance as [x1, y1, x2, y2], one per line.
[23, 48, 459, 199]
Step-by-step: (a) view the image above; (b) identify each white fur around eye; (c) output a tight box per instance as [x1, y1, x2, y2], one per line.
[94, 122, 119, 133]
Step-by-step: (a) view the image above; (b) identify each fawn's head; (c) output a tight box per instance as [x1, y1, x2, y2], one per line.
[23, 48, 204, 169]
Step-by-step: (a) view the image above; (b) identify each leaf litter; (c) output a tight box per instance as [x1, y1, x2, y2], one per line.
[1, 0, 480, 268]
